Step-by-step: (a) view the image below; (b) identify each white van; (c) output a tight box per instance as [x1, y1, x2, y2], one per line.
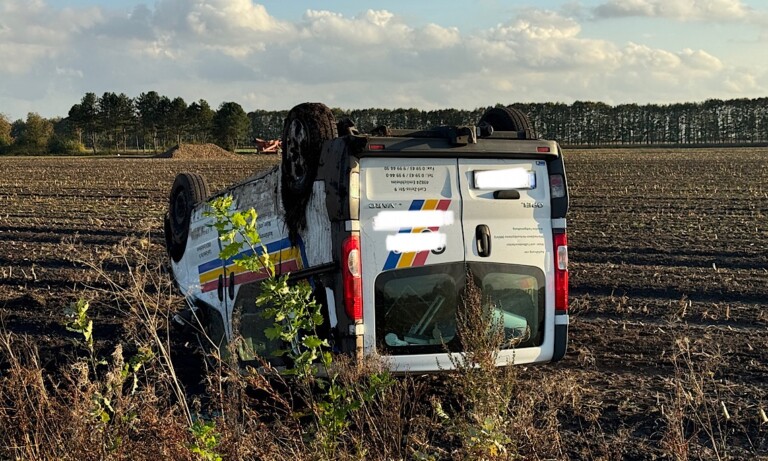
[165, 103, 569, 372]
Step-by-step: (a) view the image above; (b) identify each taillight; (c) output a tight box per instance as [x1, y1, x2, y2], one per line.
[550, 174, 566, 198]
[342, 235, 362, 322]
[554, 232, 568, 312]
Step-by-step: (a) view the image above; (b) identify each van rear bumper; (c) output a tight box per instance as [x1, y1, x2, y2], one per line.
[380, 345, 554, 374]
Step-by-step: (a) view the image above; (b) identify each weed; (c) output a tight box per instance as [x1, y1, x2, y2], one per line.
[189, 419, 223, 461]
[64, 299, 94, 353]
[206, 195, 396, 458]
[442, 273, 520, 459]
[662, 335, 732, 460]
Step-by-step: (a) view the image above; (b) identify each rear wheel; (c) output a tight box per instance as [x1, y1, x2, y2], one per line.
[479, 106, 535, 139]
[281, 103, 337, 200]
[167, 172, 209, 262]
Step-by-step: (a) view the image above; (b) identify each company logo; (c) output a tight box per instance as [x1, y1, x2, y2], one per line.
[523, 202, 544, 209]
[368, 202, 396, 209]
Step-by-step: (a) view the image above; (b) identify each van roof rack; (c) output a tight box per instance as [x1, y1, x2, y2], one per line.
[369, 125, 532, 145]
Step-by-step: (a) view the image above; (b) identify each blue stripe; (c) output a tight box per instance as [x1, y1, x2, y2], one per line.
[198, 237, 294, 275]
[198, 259, 223, 275]
[382, 251, 400, 271]
[409, 200, 424, 211]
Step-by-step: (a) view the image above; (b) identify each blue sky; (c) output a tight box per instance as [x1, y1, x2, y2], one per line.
[1, 0, 766, 121]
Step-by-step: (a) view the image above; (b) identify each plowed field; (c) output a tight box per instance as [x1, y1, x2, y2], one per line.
[1, 149, 766, 459]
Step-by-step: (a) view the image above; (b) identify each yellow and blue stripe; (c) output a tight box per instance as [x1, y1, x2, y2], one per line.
[198, 237, 307, 292]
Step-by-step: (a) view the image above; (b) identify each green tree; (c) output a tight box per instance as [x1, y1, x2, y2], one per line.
[187, 99, 214, 143]
[97, 92, 135, 151]
[16, 113, 54, 154]
[135, 91, 162, 152]
[0, 114, 12, 150]
[167, 97, 188, 145]
[213, 101, 249, 151]
[68, 93, 99, 153]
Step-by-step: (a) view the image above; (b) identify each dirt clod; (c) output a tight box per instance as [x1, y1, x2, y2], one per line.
[154, 143, 240, 160]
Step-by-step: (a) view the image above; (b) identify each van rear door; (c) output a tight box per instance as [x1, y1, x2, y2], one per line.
[458, 157, 554, 365]
[359, 157, 466, 365]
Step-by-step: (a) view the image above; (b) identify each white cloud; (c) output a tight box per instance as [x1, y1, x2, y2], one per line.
[473, 11, 620, 69]
[55, 67, 84, 78]
[0, 1, 766, 121]
[0, 0, 98, 76]
[678, 48, 723, 71]
[593, 0, 752, 22]
[723, 71, 759, 92]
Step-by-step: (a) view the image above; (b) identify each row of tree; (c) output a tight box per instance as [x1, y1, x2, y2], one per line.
[254, 98, 768, 145]
[66, 91, 252, 153]
[0, 92, 251, 155]
[2, 94, 767, 155]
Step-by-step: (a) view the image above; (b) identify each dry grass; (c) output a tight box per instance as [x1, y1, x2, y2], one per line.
[0, 234, 756, 460]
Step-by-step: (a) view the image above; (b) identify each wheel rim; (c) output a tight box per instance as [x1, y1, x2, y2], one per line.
[286, 119, 308, 182]
[172, 190, 188, 228]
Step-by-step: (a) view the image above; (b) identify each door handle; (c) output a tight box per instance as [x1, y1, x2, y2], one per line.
[228, 272, 236, 300]
[476, 224, 492, 257]
[217, 274, 224, 301]
[493, 190, 520, 200]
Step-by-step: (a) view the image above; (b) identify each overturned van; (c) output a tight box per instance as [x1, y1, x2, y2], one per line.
[165, 103, 569, 372]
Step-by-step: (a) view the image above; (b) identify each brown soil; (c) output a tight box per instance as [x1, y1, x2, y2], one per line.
[0, 148, 766, 458]
[154, 143, 240, 160]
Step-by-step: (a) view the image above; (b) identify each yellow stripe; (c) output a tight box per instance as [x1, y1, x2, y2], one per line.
[229, 247, 302, 275]
[199, 268, 224, 284]
[199, 247, 303, 283]
[397, 252, 416, 268]
[423, 199, 438, 210]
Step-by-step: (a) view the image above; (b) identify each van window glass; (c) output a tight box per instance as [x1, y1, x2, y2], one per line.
[470, 263, 545, 348]
[233, 283, 285, 364]
[375, 263, 465, 355]
[375, 263, 545, 355]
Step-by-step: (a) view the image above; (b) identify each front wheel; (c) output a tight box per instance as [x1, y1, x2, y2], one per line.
[167, 172, 209, 262]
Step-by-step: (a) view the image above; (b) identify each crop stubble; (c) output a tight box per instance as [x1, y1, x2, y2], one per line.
[0, 149, 766, 457]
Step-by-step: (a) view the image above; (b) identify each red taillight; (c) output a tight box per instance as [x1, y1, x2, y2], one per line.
[368, 144, 385, 151]
[549, 174, 566, 198]
[342, 235, 363, 321]
[537, 146, 551, 153]
[554, 232, 568, 312]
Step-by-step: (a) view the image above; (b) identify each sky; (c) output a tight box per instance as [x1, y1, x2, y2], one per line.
[1, 0, 767, 121]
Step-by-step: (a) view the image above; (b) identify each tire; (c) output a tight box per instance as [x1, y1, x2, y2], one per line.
[479, 106, 535, 139]
[167, 172, 209, 262]
[280, 103, 337, 198]
[164, 212, 184, 263]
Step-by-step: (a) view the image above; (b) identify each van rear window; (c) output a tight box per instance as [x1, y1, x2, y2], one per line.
[375, 263, 544, 355]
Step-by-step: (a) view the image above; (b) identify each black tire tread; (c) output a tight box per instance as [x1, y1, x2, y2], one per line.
[479, 106, 535, 139]
[280, 102, 337, 196]
[167, 172, 210, 262]
[280, 103, 337, 242]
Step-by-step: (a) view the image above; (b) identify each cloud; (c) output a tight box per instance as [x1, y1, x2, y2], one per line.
[473, 10, 620, 69]
[0, 1, 765, 121]
[678, 48, 723, 71]
[0, 0, 101, 75]
[593, 0, 754, 22]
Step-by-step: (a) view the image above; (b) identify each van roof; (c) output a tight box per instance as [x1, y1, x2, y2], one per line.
[354, 127, 560, 159]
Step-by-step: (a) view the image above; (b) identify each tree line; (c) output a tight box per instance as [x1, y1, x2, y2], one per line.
[1, 93, 767, 155]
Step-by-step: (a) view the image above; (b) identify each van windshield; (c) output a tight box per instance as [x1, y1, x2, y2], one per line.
[375, 262, 544, 355]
